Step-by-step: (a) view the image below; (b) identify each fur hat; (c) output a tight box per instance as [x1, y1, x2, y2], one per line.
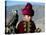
[22, 3, 34, 16]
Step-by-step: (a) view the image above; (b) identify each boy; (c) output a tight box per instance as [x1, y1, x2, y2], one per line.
[16, 3, 36, 33]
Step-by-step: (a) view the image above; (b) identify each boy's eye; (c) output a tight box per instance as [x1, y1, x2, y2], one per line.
[26, 15, 30, 17]
[28, 15, 29, 17]
[23, 15, 30, 17]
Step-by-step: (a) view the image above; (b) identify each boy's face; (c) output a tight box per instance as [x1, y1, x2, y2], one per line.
[23, 15, 32, 22]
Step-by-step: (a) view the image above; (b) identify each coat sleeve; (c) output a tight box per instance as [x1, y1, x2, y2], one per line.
[17, 22, 24, 33]
[31, 22, 36, 32]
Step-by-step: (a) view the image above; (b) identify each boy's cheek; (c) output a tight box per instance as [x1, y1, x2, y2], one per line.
[23, 18, 29, 22]
[23, 18, 27, 21]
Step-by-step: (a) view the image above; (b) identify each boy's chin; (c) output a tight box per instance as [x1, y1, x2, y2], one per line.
[23, 19, 32, 21]
[22, 19, 30, 22]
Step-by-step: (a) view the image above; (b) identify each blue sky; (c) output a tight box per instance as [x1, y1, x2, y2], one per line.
[6, 1, 27, 6]
[5, 0, 15, 1]
[5, 0, 44, 6]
